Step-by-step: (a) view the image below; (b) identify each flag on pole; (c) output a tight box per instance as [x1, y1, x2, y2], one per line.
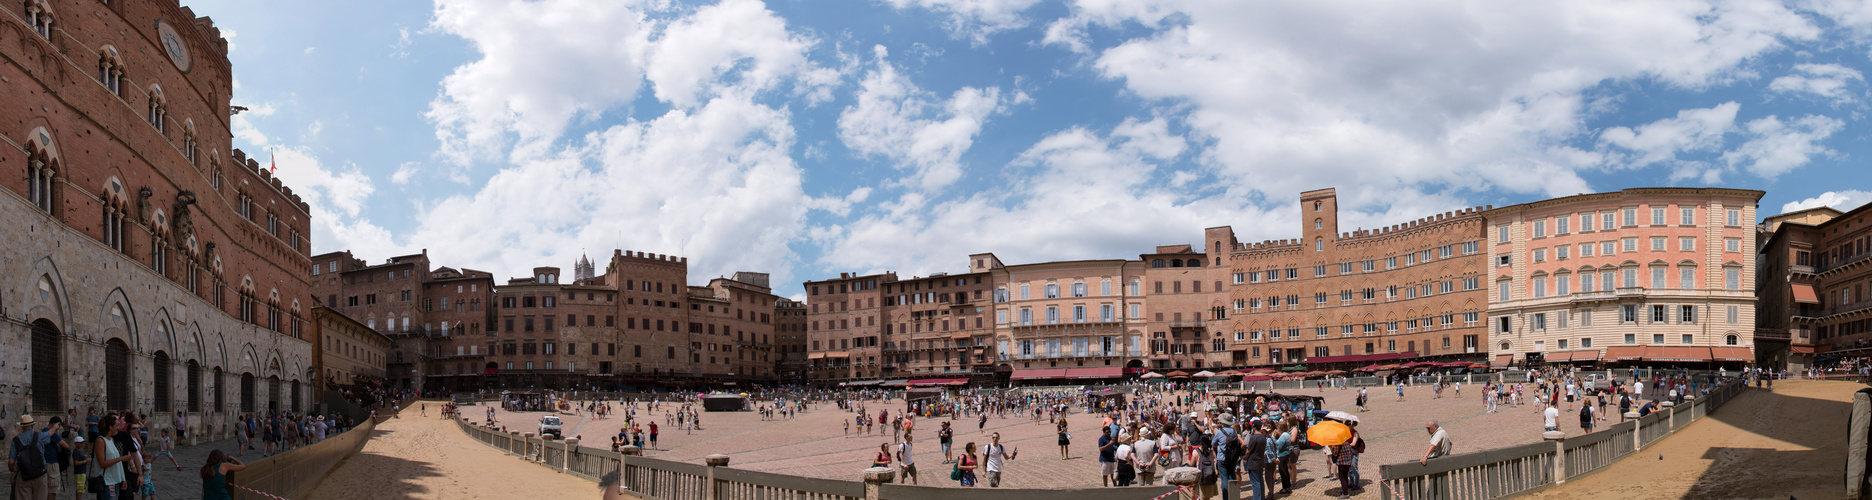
[269, 148, 277, 173]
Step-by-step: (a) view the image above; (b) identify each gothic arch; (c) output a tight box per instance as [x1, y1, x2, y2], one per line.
[149, 308, 178, 356]
[23, 256, 72, 329]
[99, 287, 139, 349]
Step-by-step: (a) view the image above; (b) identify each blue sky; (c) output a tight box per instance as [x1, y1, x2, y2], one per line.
[190, 0, 1872, 298]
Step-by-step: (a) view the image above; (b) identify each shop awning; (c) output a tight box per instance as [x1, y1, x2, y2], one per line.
[1710, 347, 1754, 362]
[808, 352, 826, 359]
[1009, 369, 1069, 380]
[846, 380, 881, 386]
[1491, 354, 1513, 367]
[1550, 350, 1602, 362]
[1792, 284, 1820, 304]
[1642, 346, 1712, 362]
[1063, 367, 1123, 379]
[1604, 346, 1646, 362]
[1791, 346, 1817, 354]
[908, 378, 969, 386]
[825, 351, 851, 358]
[951, 334, 973, 340]
[1304, 354, 1372, 364]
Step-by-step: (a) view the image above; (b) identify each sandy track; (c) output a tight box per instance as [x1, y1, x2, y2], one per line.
[1527, 379, 1863, 500]
[307, 412, 599, 499]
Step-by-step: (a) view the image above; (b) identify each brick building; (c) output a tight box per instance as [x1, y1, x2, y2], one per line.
[1140, 241, 1232, 369]
[774, 299, 808, 382]
[1755, 201, 1872, 371]
[2, 0, 314, 438]
[803, 273, 890, 382]
[879, 270, 994, 382]
[1487, 188, 1760, 368]
[309, 250, 498, 392]
[1225, 189, 1491, 369]
[311, 305, 390, 390]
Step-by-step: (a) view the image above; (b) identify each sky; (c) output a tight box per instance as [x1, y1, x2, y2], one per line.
[189, 0, 1872, 299]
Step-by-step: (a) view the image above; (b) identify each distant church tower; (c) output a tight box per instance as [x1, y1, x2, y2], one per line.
[574, 253, 595, 283]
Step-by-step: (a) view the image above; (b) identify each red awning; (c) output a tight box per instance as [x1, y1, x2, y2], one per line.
[1304, 354, 1370, 364]
[908, 378, 969, 386]
[1791, 346, 1817, 354]
[1009, 369, 1068, 380]
[1604, 346, 1646, 362]
[1491, 354, 1513, 367]
[1063, 367, 1124, 379]
[808, 352, 827, 359]
[1710, 347, 1753, 362]
[1643, 346, 1712, 362]
[1792, 284, 1820, 304]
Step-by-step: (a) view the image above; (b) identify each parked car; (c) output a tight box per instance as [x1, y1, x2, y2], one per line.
[539, 415, 563, 438]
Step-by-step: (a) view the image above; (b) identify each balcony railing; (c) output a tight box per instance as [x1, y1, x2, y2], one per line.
[1168, 320, 1206, 329]
[1818, 251, 1872, 274]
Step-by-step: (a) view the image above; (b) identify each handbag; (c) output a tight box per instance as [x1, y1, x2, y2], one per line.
[87, 458, 105, 493]
[949, 460, 962, 481]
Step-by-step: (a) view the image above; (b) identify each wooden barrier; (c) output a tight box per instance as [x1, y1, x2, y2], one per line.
[226, 417, 377, 500]
[1380, 379, 1746, 500]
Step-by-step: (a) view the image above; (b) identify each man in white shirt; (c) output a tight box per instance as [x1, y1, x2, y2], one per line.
[896, 431, 918, 485]
[1421, 420, 1450, 465]
[983, 432, 1017, 488]
[1543, 404, 1561, 432]
[1132, 428, 1158, 485]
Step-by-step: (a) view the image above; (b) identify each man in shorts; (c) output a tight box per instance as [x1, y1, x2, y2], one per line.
[896, 431, 918, 485]
[982, 432, 1017, 487]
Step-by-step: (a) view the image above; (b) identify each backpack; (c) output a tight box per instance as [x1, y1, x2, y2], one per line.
[950, 460, 962, 481]
[1196, 447, 1218, 485]
[13, 431, 48, 480]
[1218, 430, 1243, 468]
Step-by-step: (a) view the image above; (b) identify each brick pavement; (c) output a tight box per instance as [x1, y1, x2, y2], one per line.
[467, 383, 1622, 499]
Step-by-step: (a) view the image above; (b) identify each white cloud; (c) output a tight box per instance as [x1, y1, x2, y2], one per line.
[1781, 190, 1872, 213]
[838, 45, 1002, 192]
[818, 117, 1244, 274]
[229, 102, 277, 147]
[390, 27, 413, 58]
[646, 0, 841, 108]
[390, 161, 422, 185]
[1767, 63, 1863, 101]
[1720, 114, 1844, 177]
[1051, 0, 1818, 209]
[402, 0, 847, 284]
[408, 95, 819, 288]
[304, 47, 317, 55]
[880, 0, 1044, 42]
[1598, 102, 1739, 168]
[426, 0, 658, 166]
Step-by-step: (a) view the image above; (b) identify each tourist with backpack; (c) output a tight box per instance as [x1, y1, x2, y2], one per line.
[1209, 414, 1241, 500]
[12, 415, 53, 500]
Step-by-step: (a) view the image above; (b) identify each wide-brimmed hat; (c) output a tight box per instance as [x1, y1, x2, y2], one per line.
[17, 415, 36, 427]
[1215, 413, 1236, 426]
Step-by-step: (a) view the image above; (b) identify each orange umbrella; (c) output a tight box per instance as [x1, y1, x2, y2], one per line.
[1307, 421, 1353, 446]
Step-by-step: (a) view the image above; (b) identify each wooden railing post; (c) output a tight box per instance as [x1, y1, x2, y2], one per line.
[706, 454, 730, 500]
[861, 466, 895, 500]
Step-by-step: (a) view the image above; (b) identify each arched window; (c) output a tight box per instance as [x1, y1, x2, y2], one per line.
[1314, 218, 1323, 229]
[240, 373, 256, 413]
[26, 130, 59, 215]
[1186, 259, 1201, 267]
[97, 46, 124, 96]
[267, 375, 281, 413]
[105, 339, 131, 411]
[213, 367, 225, 413]
[153, 351, 172, 412]
[30, 320, 61, 412]
[1151, 259, 1166, 268]
[1315, 238, 1324, 252]
[25, 0, 52, 39]
[1170, 259, 1183, 268]
[147, 85, 168, 133]
[1725, 334, 1739, 346]
[100, 179, 128, 252]
[186, 360, 202, 413]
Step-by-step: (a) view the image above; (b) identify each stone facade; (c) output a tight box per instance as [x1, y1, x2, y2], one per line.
[1486, 188, 1761, 366]
[802, 273, 889, 381]
[1756, 201, 1872, 368]
[2, 0, 314, 441]
[311, 305, 390, 388]
[985, 256, 1151, 374]
[879, 271, 994, 379]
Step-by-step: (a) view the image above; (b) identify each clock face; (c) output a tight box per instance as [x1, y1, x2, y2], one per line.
[155, 20, 191, 73]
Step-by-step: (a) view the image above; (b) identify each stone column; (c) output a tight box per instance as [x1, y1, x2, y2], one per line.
[705, 454, 730, 500]
[1661, 401, 1676, 431]
[565, 437, 580, 473]
[1164, 466, 1200, 500]
[1625, 412, 1641, 450]
[862, 466, 896, 500]
[1544, 431, 1567, 484]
